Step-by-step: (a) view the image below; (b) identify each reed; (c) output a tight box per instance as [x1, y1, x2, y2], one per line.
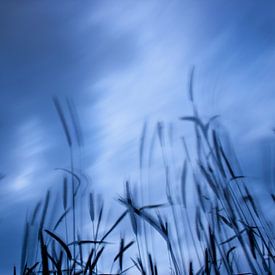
[17, 87, 275, 274]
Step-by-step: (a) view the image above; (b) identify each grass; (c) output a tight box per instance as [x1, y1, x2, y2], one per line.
[15, 82, 275, 274]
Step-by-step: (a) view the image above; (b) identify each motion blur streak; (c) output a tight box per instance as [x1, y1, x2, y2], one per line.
[0, 0, 275, 272]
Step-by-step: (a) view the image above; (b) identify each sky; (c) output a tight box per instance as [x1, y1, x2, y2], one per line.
[0, 0, 275, 272]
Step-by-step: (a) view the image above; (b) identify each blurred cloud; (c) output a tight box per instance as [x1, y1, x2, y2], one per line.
[0, 0, 275, 272]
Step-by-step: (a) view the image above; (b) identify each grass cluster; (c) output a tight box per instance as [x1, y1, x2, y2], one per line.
[16, 82, 275, 274]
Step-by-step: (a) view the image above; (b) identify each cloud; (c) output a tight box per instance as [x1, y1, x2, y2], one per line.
[1, 0, 275, 272]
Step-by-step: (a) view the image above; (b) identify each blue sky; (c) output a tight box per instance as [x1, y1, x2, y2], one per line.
[0, 0, 275, 272]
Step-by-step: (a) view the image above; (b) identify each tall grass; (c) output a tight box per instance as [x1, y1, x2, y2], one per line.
[16, 86, 275, 274]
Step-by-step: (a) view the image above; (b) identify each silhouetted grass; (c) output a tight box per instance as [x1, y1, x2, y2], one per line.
[16, 83, 275, 274]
